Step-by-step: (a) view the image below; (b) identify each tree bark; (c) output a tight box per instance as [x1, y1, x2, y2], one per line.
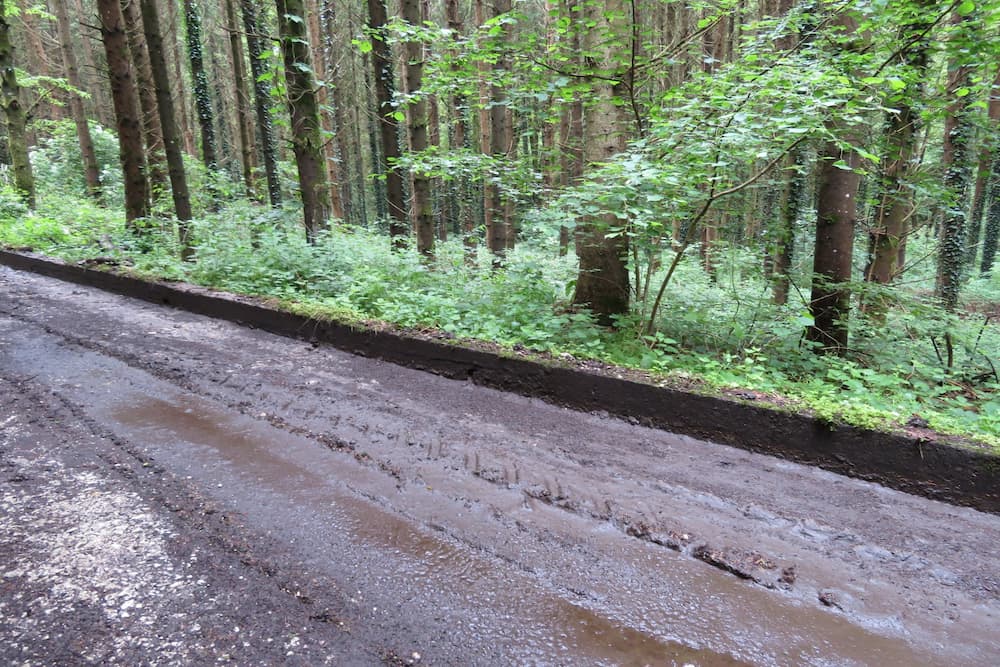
[225, 0, 256, 199]
[806, 13, 861, 353]
[240, 0, 281, 207]
[20, 0, 60, 124]
[966, 68, 1000, 269]
[571, 0, 630, 325]
[184, 0, 217, 171]
[307, 0, 344, 221]
[807, 140, 860, 352]
[982, 152, 1000, 276]
[935, 11, 976, 311]
[120, 0, 167, 198]
[54, 0, 102, 200]
[445, 0, 473, 254]
[71, 0, 115, 129]
[474, 0, 491, 249]
[767, 0, 798, 304]
[0, 0, 35, 208]
[367, 0, 407, 242]
[980, 73, 1000, 276]
[276, 0, 332, 242]
[96, 0, 150, 225]
[139, 0, 193, 257]
[865, 9, 932, 299]
[486, 0, 511, 259]
[402, 0, 433, 256]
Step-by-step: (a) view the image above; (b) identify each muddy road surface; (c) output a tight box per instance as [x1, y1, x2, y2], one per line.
[1, 266, 998, 666]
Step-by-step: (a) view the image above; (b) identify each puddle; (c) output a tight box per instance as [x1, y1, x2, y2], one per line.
[112, 395, 744, 666]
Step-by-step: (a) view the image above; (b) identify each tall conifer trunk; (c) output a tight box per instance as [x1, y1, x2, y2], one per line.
[571, 0, 630, 325]
[240, 0, 281, 207]
[402, 0, 433, 256]
[96, 0, 149, 225]
[865, 8, 932, 302]
[225, 0, 256, 199]
[184, 0, 217, 171]
[935, 11, 976, 311]
[276, 0, 332, 242]
[121, 0, 167, 196]
[485, 0, 512, 259]
[54, 0, 102, 201]
[0, 0, 36, 208]
[806, 12, 861, 353]
[140, 0, 193, 257]
[367, 0, 407, 242]
[306, 0, 344, 221]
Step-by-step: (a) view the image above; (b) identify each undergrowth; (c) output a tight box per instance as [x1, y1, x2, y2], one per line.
[1, 188, 997, 448]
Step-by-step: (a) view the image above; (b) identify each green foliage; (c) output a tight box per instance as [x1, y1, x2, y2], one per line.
[4, 0, 1000, 452]
[3, 193, 998, 447]
[30, 120, 122, 207]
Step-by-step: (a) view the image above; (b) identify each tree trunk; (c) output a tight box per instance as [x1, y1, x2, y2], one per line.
[770, 149, 803, 305]
[276, 0, 332, 242]
[140, 0, 193, 257]
[96, 0, 149, 225]
[367, 0, 407, 242]
[402, 0, 433, 256]
[240, 0, 281, 207]
[307, 0, 344, 222]
[806, 12, 861, 354]
[865, 13, 931, 301]
[54, 0, 102, 200]
[966, 68, 1000, 270]
[982, 152, 1000, 276]
[120, 0, 167, 198]
[935, 11, 976, 311]
[19, 0, 59, 124]
[184, 0, 217, 171]
[445, 0, 473, 254]
[474, 0, 491, 249]
[225, 0, 255, 198]
[807, 140, 860, 352]
[768, 0, 799, 305]
[164, 3, 196, 156]
[0, 0, 35, 208]
[485, 0, 511, 259]
[326, 0, 354, 223]
[571, 0, 630, 325]
[71, 0, 115, 129]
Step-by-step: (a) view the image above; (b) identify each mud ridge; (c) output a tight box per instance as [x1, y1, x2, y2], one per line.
[2, 249, 998, 515]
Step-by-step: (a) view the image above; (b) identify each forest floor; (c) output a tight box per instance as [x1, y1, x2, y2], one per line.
[2, 265, 999, 666]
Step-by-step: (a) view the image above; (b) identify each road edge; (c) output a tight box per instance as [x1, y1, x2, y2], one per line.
[3, 249, 997, 514]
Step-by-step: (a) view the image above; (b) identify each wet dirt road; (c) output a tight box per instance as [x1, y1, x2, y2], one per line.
[1, 265, 998, 666]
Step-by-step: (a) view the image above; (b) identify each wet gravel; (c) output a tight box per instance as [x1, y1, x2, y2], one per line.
[2, 265, 999, 666]
[0, 376, 400, 666]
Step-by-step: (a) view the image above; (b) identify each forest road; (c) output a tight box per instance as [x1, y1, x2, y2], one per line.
[1, 264, 998, 667]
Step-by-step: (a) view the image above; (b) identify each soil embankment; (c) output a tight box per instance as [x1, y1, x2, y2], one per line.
[1, 249, 997, 514]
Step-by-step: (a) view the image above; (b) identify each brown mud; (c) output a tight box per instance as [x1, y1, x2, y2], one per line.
[2, 262, 1000, 665]
[1, 249, 997, 515]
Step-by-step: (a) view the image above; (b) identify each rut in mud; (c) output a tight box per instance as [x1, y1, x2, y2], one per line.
[1, 265, 999, 666]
